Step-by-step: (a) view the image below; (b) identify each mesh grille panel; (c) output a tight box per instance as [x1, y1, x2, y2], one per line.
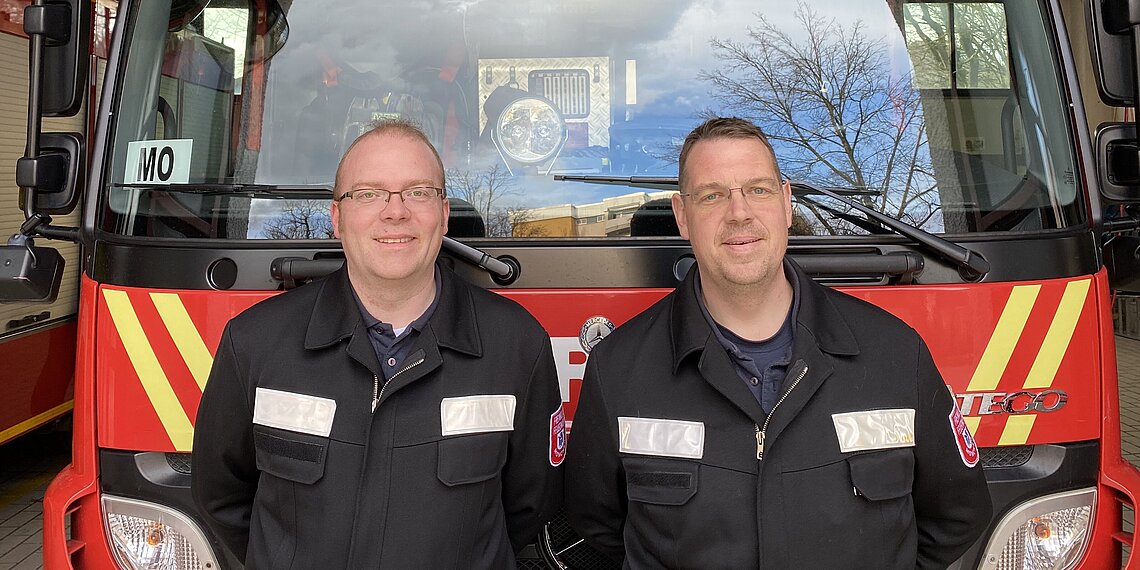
[166, 453, 193, 474]
[981, 445, 1033, 468]
[543, 507, 621, 570]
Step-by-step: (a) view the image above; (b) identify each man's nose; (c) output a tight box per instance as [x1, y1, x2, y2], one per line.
[379, 193, 412, 219]
[724, 188, 755, 222]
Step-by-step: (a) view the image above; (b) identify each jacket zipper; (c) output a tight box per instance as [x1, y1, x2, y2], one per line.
[755, 360, 808, 460]
[372, 356, 425, 413]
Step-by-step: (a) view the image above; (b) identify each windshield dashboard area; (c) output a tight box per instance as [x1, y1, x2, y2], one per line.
[99, 0, 1085, 241]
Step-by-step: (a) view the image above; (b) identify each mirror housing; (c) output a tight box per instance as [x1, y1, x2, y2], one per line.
[0, 241, 63, 303]
[1097, 123, 1140, 201]
[17, 132, 84, 214]
[1087, 0, 1138, 106]
[25, 0, 91, 117]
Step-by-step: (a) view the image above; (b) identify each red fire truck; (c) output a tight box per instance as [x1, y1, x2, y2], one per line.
[0, 0, 115, 447]
[6, 0, 1140, 567]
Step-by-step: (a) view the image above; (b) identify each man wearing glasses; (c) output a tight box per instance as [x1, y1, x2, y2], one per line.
[193, 120, 564, 569]
[564, 117, 991, 568]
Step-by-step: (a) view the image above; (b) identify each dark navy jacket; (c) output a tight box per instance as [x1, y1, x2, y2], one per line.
[565, 261, 992, 569]
[193, 265, 564, 569]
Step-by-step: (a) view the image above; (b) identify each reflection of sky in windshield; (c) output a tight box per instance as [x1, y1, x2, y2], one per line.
[227, 0, 1068, 235]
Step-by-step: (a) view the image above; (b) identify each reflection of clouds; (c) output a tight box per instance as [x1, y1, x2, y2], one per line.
[254, 0, 922, 200]
[632, 0, 904, 116]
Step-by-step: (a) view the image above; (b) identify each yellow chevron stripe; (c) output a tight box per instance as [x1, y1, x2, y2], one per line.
[1022, 279, 1091, 389]
[998, 415, 1036, 446]
[966, 285, 1040, 392]
[150, 292, 213, 391]
[102, 289, 194, 451]
[963, 416, 981, 437]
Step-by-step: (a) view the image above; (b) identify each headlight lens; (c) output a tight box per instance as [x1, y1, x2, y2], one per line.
[980, 488, 1094, 570]
[102, 495, 219, 570]
[495, 97, 566, 163]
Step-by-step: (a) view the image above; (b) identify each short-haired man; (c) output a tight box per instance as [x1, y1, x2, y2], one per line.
[564, 117, 991, 568]
[193, 120, 564, 569]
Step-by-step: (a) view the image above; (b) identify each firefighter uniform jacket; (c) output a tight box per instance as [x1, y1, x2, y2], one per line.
[192, 265, 564, 569]
[565, 261, 992, 569]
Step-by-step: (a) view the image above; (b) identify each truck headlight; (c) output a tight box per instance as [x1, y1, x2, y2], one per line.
[495, 97, 566, 163]
[979, 488, 1094, 570]
[102, 495, 219, 570]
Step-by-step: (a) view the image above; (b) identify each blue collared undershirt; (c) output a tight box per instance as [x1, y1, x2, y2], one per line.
[695, 260, 800, 414]
[352, 266, 442, 381]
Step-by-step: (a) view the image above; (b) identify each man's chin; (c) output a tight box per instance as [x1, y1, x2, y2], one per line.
[708, 262, 780, 289]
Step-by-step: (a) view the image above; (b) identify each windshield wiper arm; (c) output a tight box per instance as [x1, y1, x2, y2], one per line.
[111, 183, 334, 199]
[115, 184, 518, 282]
[554, 174, 990, 279]
[553, 174, 881, 197]
[442, 237, 516, 281]
[793, 181, 989, 278]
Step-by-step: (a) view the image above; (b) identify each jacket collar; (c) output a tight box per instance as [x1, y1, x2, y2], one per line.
[305, 263, 483, 358]
[670, 257, 859, 371]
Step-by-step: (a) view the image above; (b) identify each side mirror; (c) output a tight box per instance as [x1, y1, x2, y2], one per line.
[0, 240, 64, 302]
[26, 0, 91, 117]
[1087, 0, 1138, 107]
[1096, 123, 1140, 201]
[17, 132, 84, 214]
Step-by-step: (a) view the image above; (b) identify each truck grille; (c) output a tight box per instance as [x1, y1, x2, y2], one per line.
[980, 445, 1033, 468]
[542, 508, 620, 570]
[165, 452, 192, 474]
[529, 69, 591, 119]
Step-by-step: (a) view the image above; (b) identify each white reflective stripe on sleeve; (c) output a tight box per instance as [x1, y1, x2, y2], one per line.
[252, 387, 337, 437]
[618, 417, 704, 459]
[440, 395, 517, 436]
[831, 408, 916, 453]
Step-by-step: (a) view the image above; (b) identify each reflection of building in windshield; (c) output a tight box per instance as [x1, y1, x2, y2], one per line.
[514, 191, 675, 237]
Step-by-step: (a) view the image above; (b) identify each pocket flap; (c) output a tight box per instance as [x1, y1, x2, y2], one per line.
[625, 458, 699, 506]
[848, 449, 914, 501]
[253, 429, 329, 484]
[437, 432, 508, 486]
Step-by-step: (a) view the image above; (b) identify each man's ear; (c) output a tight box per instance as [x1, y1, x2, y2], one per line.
[782, 179, 793, 229]
[441, 196, 450, 234]
[331, 199, 342, 239]
[672, 193, 690, 240]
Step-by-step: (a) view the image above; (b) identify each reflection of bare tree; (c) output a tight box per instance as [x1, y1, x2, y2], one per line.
[262, 200, 334, 239]
[487, 207, 548, 238]
[447, 164, 539, 237]
[447, 164, 520, 218]
[701, 3, 940, 234]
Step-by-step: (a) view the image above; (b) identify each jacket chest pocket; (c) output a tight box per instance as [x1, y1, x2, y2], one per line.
[779, 448, 916, 568]
[253, 427, 330, 484]
[848, 448, 914, 500]
[623, 457, 699, 506]
[437, 432, 509, 486]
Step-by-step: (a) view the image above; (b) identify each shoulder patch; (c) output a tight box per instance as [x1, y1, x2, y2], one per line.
[948, 406, 980, 468]
[550, 404, 567, 467]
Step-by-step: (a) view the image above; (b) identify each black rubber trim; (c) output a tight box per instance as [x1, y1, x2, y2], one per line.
[87, 231, 1098, 290]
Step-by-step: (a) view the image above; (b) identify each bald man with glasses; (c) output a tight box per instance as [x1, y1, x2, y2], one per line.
[193, 119, 564, 569]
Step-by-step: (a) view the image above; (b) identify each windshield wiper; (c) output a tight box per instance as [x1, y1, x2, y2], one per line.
[111, 183, 334, 199]
[442, 237, 516, 281]
[113, 184, 517, 282]
[554, 174, 990, 279]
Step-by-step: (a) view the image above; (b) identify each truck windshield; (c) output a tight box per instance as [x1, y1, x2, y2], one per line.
[99, 0, 1084, 240]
